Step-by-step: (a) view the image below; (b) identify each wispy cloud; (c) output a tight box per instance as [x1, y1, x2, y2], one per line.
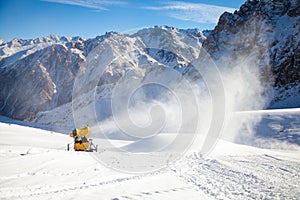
[144, 1, 236, 24]
[42, 0, 127, 11]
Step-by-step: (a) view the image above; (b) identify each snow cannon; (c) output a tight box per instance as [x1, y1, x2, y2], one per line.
[68, 126, 98, 152]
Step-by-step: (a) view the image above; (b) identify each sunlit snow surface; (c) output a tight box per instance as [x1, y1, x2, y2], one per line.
[0, 108, 299, 199]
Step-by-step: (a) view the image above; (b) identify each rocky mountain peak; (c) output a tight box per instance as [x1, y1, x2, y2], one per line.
[203, 0, 299, 90]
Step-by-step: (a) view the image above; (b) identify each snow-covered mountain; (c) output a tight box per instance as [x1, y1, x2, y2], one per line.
[0, 38, 83, 120]
[0, 0, 299, 126]
[0, 26, 205, 121]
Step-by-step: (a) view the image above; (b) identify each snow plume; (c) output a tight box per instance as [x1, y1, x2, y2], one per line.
[71, 42, 224, 172]
[220, 56, 269, 143]
[96, 80, 213, 139]
[93, 52, 272, 154]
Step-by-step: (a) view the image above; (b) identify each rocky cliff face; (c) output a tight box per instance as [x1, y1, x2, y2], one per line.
[202, 0, 300, 106]
[0, 36, 88, 120]
[0, 44, 84, 119]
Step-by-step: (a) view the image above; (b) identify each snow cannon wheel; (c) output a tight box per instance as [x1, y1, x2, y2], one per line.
[67, 143, 72, 151]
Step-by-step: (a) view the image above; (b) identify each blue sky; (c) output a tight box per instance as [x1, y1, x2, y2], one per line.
[0, 0, 245, 41]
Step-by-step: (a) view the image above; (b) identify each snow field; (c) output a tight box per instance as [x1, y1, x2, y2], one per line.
[0, 108, 300, 199]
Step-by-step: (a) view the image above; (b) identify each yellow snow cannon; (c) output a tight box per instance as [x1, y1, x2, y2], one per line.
[68, 126, 97, 152]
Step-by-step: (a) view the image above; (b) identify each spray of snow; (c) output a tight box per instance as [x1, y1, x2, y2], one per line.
[88, 51, 271, 155]
[221, 55, 270, 144]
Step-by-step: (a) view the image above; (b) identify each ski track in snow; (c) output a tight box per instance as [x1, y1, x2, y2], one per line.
[1, 170, 159, 199]
[0, 152, 154, 199]
[0, 150, 203, 200]
[2, 148, 299, 200]
[171, 153, 300, 200]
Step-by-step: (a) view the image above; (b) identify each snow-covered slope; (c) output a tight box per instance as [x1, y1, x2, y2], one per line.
[0, 108, 299, 199]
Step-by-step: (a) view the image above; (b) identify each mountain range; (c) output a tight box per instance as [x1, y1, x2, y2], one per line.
[0, 0, 299, 129]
